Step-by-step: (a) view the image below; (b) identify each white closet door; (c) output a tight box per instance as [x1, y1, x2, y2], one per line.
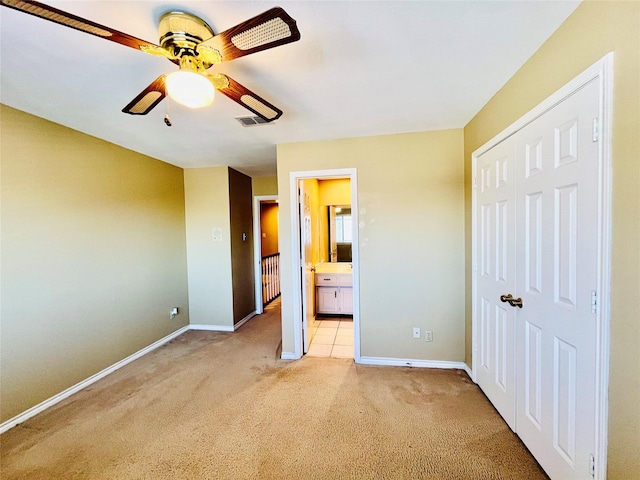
[475, 138, 517, 430]
[515, 79, 600, 479]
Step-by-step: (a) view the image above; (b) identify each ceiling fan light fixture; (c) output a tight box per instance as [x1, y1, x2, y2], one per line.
[0, 1, 300, 120]
[165, 70, 214, 109]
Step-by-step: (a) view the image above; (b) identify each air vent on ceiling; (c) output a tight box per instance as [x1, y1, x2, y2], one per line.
[235, 115, 272, 127]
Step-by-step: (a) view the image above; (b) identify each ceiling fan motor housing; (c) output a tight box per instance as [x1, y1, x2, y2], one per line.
[159, 11, 214, 61]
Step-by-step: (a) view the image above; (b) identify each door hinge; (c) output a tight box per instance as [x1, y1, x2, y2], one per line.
[592, 117, 599, 142]
[591, 290, 597, 314]
[589, 454, 596, 477]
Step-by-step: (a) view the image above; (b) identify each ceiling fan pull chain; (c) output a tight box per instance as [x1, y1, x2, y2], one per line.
[164, 97, 172, 127]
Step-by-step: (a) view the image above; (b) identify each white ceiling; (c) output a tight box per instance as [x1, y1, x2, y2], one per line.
[0, 1, 580, 177]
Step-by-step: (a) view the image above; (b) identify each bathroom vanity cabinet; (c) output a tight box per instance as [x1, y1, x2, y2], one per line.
[315, 273, 353, 315]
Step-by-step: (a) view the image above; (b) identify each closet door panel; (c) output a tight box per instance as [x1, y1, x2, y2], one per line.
[515, 78, 600, 480]
[475, 139, 517, 430]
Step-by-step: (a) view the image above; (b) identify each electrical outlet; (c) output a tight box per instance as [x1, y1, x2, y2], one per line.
[412, 327, 421, 339]
[170, 307, 179, 320]
[425, 330, 433, 342]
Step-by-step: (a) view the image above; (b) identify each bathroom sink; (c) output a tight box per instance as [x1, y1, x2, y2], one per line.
[314, 262, 352, 274]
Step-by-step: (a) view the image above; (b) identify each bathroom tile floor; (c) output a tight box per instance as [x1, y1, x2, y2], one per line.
[307, 316, 354, 358]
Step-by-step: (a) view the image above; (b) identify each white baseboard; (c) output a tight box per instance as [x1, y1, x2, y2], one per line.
[233, 311, 256, 330]
[280, 352, 299, 360]
[0, 325, 190, 435]
[358, 356, 468, 370]
[189, 324, 234, 332]
[463, 363, 473, 380]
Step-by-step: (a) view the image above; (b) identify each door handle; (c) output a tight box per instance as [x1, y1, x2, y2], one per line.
[500, 293, 523, 308]
[509, 297, 523, 308]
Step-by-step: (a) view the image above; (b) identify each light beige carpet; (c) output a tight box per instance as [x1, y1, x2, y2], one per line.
[1, 300, 548, 479]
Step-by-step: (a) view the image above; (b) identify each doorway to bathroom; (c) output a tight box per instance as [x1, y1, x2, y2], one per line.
[290, 168, 360, 361]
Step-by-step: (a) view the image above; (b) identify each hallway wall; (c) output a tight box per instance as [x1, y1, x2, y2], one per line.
[184, 167, 234, 327]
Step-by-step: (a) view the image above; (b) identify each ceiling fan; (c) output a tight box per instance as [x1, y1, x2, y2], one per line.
[0, 0, 301, 123]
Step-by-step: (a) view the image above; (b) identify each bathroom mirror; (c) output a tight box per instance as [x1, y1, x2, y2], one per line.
[320, 205, 352, 262]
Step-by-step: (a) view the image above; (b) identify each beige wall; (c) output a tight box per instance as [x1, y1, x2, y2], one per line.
[463, 2, 640, 476]
[277, 129, 465, 360]
[228, 168, 255, 324]
[0, 106, 189, 422]
[252, 176, 278, 196]
[184, 167, 234, 327]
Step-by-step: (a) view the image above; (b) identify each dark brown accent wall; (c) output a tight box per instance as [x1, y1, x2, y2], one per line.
[228, 168, 255, 324]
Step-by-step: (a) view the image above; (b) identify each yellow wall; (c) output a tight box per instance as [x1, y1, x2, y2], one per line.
[300, 178, 321, 267]
[463, 2, 640, 476]
[318, 208, 329, 264]
[277, 129, 464, 360]
[183, 167, 234, 327]
[0, 105, 189, 422]
[317, 179, 352, 263]
[260, 204, 279, 257]
[318, 178, 351, 206]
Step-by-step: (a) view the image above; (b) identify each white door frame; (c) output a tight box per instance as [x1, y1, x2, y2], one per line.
[253, 194, 278, 314]
[289, 168, 361, 361]
[471, 53, 612, 478]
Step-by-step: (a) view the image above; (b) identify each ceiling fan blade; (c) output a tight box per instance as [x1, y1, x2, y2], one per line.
[210, 74, 283, 122]
[122, 76, 166, 115]
[0, 0, 160, 52]
[197, 7, 300, 63]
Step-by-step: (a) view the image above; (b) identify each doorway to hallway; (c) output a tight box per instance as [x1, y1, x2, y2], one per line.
[253, 195, 280, 315]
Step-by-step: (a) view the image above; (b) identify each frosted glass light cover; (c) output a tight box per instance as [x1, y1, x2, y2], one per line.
[165, 71, 214, 108]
